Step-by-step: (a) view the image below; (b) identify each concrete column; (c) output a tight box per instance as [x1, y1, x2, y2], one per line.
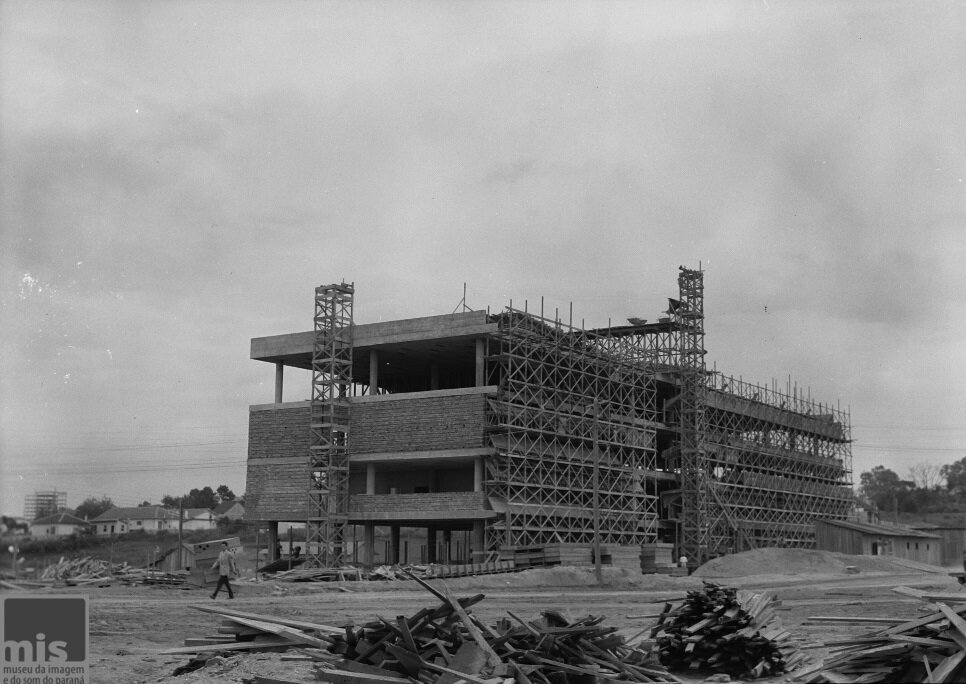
[366, 464, 376, 495]
[274, 363, 284, 403]
[472, 521, 486, 562]
[427, 527, 437, 563]
[364, 523, 375, 568]
[430, 363, 439, 390]
[369, 350, 379, 395]
[473, 457, 484, 492]
[475, 337, 485, 387]
[390, 526, 401, 564]
[268, 521, 280, 560]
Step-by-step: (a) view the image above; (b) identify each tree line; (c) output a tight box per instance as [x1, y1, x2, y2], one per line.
[858, 458, 966, 515]
[72, 484, 239, 521]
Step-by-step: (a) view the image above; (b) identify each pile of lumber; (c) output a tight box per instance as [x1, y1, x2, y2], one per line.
[795, 589, 966, 682]
[367, 562, 517, 582]
[37, 556, 187, 587]
[40, 556, 125, 582]
[272, 566, 364, 582]
[651, 581, 804, 678]
[168, 571, 681, 683]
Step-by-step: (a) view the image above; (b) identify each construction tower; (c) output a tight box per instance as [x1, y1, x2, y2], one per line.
[307, 283, 354, 568]
[674, 266, 709, 565]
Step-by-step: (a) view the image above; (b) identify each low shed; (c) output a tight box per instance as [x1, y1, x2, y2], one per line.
[909, 524, 966, 567]
[815, 519, 942, 566]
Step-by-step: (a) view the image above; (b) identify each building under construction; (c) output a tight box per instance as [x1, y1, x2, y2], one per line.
[245, 266, 853, 569]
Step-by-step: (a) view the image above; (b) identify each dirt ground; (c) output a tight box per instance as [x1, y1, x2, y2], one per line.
[19, 549, 966, 684]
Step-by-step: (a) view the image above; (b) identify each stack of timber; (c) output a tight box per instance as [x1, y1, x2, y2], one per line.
[640, 543, 681, 576]
[41, 556, 117, 581]
[36, 556, 189, 587]
[651, 581, 804, 679]
[365, 562, 518, 582]
[272, 566, 364, 582]
[795, 591, 966, 682]
[506, 544, 616, 569]
[169, 571, 681, 683]
[163, 605, 343, 657]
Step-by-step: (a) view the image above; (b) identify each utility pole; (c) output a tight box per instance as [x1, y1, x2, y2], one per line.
[593, 400, 602, 585]
[178, 498, 184, 569]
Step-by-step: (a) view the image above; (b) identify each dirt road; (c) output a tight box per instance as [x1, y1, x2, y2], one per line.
[68, 564, 964, 684]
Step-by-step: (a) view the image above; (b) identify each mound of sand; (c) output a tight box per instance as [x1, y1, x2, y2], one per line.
[693, 547, 942, 578]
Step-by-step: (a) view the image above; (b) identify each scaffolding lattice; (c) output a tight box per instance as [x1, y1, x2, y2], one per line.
[700, 372, 853, 553]
[307, 283, 353, 568]
[671, 266, 710, 564]
[484, 309, 659, 553]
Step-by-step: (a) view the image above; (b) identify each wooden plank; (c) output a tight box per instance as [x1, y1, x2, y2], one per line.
[806, 616, 907, 624]
[889, 634, 961, 650]
[892, 585, 927, 599]
[396, 615, 421, 654]
[434, 642, 490, 684]
[160, 635, 293, 654]
[929, 649, 966, 683]
[315, 666, 412, 684]
[220, 615, 328, 649]
[444, 590, 501, 667]
[191, 604, 343, 635]
[937, 603, 966, 644]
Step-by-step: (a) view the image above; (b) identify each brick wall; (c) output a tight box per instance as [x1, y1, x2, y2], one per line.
[248, 403, 310, 460]
[351, 393, 487, 453]
[352, 492, 487, 513]
[246, 405, 310, 520]
[246, 393, 488, 520]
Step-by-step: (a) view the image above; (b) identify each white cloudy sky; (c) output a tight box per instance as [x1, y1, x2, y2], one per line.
[2, 1, 964, 516]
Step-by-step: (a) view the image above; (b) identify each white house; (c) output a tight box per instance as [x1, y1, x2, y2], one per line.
[182, 508, 216, 531]
[91, 506, 180, 536]
[212, 500, 245, 520]
[29, 511, 89, 539]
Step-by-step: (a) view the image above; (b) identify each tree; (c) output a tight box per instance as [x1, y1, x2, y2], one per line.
[908, 462, 945, 491]
[216, 485, 236, 503]
[137, 500, 153, 507]
[186, 486, 217, 508]
[75, 496, 114, 521]
[941, 457, 966, 492]
[858, 466, 917, 513]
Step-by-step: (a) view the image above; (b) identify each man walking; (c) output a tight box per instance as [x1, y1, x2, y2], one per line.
[210, 541, 238, 599]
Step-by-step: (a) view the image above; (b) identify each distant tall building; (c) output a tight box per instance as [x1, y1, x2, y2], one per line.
[24, 490, 67, 521]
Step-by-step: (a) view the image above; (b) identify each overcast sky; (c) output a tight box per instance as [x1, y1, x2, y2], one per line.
[2, 1, 964, 516]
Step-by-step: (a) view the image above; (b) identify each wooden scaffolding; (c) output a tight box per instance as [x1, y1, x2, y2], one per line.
[484, 308, 660, 552]
[307, 282, 354, 568]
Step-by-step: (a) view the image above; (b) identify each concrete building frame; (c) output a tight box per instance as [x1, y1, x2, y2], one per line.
[245, 267, 853, 568]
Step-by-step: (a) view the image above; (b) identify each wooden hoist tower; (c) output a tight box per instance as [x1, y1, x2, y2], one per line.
[307, 282, 354, 568]
[674, 266, 710, 566]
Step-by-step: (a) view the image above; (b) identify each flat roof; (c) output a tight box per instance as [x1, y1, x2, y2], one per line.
[251, 310, 495, 370]
[818, 519, 941, 539]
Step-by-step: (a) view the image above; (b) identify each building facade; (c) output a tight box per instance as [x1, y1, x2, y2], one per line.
[28, 512, 89, 539]
[24, 490, 68, 521]
[91, 506, 180, 536]
[245, 267, 854, 568]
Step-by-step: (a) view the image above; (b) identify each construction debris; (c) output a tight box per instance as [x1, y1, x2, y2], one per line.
[795, 591, 966, 683]
[264, 562, 519, 583]
[169, 572, 681, 683]
[37, 555, 188, 586]
[650, 581, 804, 679]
